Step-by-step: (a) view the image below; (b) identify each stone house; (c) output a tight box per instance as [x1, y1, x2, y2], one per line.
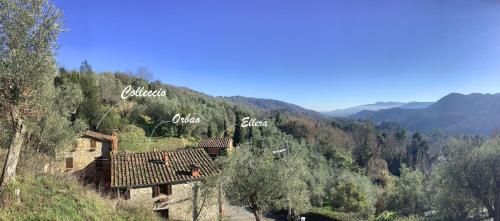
[197, 138, 233, 158]
[110, 148, 221, 220]
[63, 130, 118, 188]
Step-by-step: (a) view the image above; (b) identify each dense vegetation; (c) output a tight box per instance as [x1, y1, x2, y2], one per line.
[1, 0, 499, 221]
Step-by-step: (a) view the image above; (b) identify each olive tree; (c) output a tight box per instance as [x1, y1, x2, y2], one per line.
[221, 143, 281, 221]
[436, 138, 500, 221]
[0, 0, 62, 187]
[275, 141, 311, 221]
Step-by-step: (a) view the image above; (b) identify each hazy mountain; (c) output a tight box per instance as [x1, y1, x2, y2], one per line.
[222, 96, 326, 119]
[400, 102, 435, 109]
[323, 101, 433, 117]
[351, 93, 500, 135]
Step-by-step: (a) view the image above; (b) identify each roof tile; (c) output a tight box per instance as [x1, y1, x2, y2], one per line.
[111, 148, 218, 188]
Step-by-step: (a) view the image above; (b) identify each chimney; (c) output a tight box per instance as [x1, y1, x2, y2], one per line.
[111, 130, 118, 152]
[163, 153, 169, 166]
[190, 164, 200, 177]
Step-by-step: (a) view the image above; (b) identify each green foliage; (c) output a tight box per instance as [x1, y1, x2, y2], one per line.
[54, 79, 84, 118]
[329, 171, 379, 219]
[98, 73, 123, 105]
[275, 140, 312, 216]
[96, 105, 121, 134]
[20, 72, 86, 155]
[0, 0, 62, 119]
[76, 61, 102, 128]
[375, 211, 398, 221]
[233, 113, 242, 146]
[386, 165, 429, 216]
[431, 138, 500, 220]
[306, 151, 334, 207]
[407, 133, 430, 172]
[306, 206, 367, 221]
[221, 142, 281, 220]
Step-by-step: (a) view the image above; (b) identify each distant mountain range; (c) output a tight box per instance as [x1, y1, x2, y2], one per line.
[221, 96, 325, 119]
[223, 93, 500, 135]
[323, 101, 433, 117]
[351, 93, 500, 135]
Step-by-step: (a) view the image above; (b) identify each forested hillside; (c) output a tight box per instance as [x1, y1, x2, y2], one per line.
[222, 96, 325, 119]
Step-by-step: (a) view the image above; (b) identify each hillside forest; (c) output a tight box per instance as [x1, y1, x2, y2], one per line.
[1, 1, 500, 221]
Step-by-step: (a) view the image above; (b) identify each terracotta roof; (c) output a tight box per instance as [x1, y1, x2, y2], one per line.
[82, 130, 114, 142]
[111, 148, 218, 188]
[197, 138, 232, 148]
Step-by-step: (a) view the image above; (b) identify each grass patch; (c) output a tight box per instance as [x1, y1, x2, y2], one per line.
[118, 125, 198, 152]
[0, 172, 162, 221]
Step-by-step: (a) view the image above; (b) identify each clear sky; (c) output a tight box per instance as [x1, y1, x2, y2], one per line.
[54, 0, 500, 111]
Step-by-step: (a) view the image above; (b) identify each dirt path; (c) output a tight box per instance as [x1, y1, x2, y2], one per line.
[223, 204, 279, 221]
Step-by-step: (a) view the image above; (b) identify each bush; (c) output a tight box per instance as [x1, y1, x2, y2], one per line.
[329, 171, 379, 219]
[375, 211, 398, 221]
[386, 165, 429, 216]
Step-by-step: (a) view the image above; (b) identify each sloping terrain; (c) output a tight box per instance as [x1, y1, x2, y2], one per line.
[352, 93, 500, 134]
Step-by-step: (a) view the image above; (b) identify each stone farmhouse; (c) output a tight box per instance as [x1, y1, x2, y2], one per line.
[110, 148, 221, 220]
[197, 138, 233, 158]
[63, 130, 118, 188]
[64, 130, 223, 220]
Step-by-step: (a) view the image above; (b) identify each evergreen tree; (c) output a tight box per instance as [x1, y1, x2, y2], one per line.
[248, 126, 254, 141]
[76, 60, 101, 129]
[207, 124, 213, 138]
[223, 118, 228, 137]
[407, 132, 429, 171]
[233, 113, 242, 146]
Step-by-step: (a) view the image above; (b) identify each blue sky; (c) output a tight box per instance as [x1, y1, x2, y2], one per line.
[54, 0, 500, 111]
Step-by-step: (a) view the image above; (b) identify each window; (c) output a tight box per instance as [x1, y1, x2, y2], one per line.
[152, 186, 159, 197]
[119, 188, 130, 200]
[153, 184, 172, 197]
[65, 157, 73, 169]
[90, 139, 96, 150]
[160, 184, 172, 195]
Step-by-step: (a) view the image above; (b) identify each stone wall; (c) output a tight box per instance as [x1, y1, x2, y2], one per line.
[168, 183, 194, 220]
[72, 137, 104, 170]
[123, 182, 219, 221]
[129, 187, 154, 209]
[61, 137, 111, 182]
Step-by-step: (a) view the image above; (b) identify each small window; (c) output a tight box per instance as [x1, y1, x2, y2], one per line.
[119, 188, 130, 200]
[160, 184, 172, 195]
[65, 157, 73, 169]
[152, 186, 159, 197]
[90, 139, 96, 150]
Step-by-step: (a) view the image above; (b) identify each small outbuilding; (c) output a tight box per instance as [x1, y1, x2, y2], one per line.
[63, 130, 118, 188]
[197, 138, 233, 158]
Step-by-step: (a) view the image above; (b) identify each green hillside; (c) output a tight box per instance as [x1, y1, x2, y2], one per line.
[0, 149, 161, 221]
